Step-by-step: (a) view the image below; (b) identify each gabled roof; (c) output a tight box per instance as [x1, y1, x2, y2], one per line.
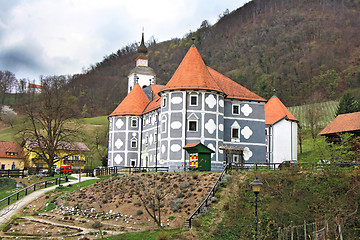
[265, 96, 297, 125]
[183, 142, 215, 153]
[319, 112, 360, 136]
[160, 46, 223, 93]
[110, 84, 150, 116]
[0, 141, 25, 159]
[207, 67, 266, 102]
[25, 140, 90, 151]
[143, 95, 162, 114]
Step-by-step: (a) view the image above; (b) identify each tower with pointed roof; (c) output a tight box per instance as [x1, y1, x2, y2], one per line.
[265, 95, 298, 165]
[109, 42, 269, 171]
[127, 32, 156, 93]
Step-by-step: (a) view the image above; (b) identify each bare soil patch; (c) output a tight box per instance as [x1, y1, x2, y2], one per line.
[2, 172, 219, 239]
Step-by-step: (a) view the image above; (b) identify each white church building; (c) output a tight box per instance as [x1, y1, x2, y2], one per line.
[107, 34, 298, 171]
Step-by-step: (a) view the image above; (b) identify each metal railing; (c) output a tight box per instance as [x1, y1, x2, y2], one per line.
[186, 164, 228, 228]
[0, 169, 26, 178]
[93, 166, 169, 176]
[0, 175, 69, 209]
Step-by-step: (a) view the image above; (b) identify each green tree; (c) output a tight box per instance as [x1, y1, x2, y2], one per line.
[336, 92, 359, 116]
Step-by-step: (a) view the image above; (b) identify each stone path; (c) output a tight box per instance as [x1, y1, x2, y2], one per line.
[0, 174, 96, 227]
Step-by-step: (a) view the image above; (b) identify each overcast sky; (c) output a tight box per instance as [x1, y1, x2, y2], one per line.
[0, 0, 250, 81]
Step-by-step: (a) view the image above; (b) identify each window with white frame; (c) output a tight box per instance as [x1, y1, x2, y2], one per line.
[231, 121, 240, 141]
[187, 113, 199, 132]
[131, 138, 137, 148]
[232, 104, 240, 115]
[72, 155, 80, 161]
[190, 94, 198, 106]
[233, 154, 239, 163]
[145, 134, 149, 145]
[188, 120, 198, 131]
[131, 117, 138, 127]
[162, 96, 167, 107]
[154, 132, 158, 143]
[232, 127, 240, 140]
[161, 115, 167, 133]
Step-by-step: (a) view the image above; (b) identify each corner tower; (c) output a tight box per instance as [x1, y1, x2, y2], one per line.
[127, 32, 156, 93]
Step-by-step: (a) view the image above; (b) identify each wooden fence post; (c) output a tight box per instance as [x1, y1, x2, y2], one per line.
[278, 227, 281, 240]
[304, 220, 307, 240]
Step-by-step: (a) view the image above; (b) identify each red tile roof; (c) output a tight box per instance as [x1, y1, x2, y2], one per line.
[160, 46, 223, 93]
[183, 142, 202, 149]
[319, 112, 360, 136]
[265, 96, 297, 125]
[0, 141, 25, 159]
[207, 67, 266, 102]
[151, 84, 164, 96]
[143, 95, 161, 114]
[110, 84, 150, 116]
[25, 140, 90, 151]
[28, 83, 42, 89]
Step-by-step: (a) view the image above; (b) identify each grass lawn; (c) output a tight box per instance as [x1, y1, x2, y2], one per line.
[99, 228, 189, 240]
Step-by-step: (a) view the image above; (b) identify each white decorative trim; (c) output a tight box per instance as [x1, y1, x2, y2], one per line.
[241, 126, 253, 139]
[241, 104, 253, 116]
[205, 118, 216, 134]
[171, 97, 183, 105]
[205, 94, 217, 109]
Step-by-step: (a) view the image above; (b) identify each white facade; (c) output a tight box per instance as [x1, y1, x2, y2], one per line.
[266, 118, 298, 165]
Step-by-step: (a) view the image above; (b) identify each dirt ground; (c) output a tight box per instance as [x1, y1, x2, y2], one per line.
[2, 172, 219, 239]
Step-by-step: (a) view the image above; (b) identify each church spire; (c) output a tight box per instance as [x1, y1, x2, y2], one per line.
[137, 31, 148, 54]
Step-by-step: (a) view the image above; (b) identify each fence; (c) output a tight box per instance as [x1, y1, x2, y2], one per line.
[0, 175, 68, 210]
[278, 219, 345, 240]
[93, 166, 169, 177]
[186, 164, 228, 228]
[0, 169, 26, 178]
[228, 162, 360, 171]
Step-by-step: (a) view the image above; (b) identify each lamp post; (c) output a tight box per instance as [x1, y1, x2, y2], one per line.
[250, 177, 263, 240]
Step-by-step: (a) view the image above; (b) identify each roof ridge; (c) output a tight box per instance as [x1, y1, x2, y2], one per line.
[160, 46, 223, 93]
[109, 84, 150, 116]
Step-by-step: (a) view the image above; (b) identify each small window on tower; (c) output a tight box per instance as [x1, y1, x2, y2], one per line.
[232, 104, 240, 115]
[188, 120, 198, 131]
[131, 118, 138, 128]
[162, 97, 167, 108]
[190, 95, 198, 106]
[232, 127, 240, 140]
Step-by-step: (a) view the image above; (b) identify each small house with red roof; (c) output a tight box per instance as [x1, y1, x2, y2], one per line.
[264, 95, 298, 165]
[108, 36, 268, 171]
[319, 112, 360, 137]
[28, 83, 42, 94]
[0, 141, 25, 170]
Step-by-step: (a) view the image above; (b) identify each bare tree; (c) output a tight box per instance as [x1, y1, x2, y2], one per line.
[18, 75, 81, 176]
[0, 70, 16, 104]
[304, 94, 324, 139]
[135, 174, 167, 228]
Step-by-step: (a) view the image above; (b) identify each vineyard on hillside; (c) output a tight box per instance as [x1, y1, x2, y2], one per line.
[288, 101, 339, 129]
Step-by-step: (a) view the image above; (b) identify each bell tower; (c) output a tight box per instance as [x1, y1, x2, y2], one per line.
[127, 32, 156, 93]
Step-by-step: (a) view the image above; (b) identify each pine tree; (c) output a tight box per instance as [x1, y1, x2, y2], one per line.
[336, 92, 358, 116]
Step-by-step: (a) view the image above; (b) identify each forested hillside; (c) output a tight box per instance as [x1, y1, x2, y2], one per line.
[67, 0, 360, 116]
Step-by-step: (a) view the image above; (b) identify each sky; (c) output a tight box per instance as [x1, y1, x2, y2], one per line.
[0, 0, 250, 81]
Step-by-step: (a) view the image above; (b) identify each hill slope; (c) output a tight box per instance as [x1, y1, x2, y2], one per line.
[69, 0, 360, 115]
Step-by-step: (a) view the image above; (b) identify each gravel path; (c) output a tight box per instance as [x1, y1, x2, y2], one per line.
[0, 174, 96, 227]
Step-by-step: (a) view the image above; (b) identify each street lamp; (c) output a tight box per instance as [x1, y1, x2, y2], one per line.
[250, 177, 263, 240]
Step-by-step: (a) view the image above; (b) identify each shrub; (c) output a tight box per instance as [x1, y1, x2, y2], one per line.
[192, 174, 199, 180]
[137, 209, 144, 215]
[92, 221, 103, 229]
[156, 231, 169, 240]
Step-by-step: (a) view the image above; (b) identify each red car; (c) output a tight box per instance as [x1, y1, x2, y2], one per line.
[60, 165, 72, 174]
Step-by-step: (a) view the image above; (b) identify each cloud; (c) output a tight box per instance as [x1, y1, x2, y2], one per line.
[0, 0, 249, 80]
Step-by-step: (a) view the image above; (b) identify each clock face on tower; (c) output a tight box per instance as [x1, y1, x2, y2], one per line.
[137, 58, 148, 67]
